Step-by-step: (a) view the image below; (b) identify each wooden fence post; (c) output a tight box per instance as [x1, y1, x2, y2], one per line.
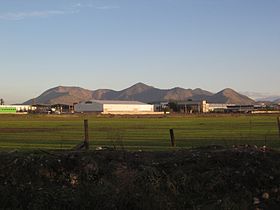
[277, 117, 280, 139]
[84, 119, 89, 150]
[169, 129, 176, 147]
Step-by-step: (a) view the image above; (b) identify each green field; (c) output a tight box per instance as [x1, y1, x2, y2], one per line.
[0, 114, 279, 150]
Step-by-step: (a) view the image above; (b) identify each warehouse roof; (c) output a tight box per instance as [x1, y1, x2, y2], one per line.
[85, 100, 148, 105]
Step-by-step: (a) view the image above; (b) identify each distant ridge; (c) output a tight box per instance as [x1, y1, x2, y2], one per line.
[23, 83, 255, 105]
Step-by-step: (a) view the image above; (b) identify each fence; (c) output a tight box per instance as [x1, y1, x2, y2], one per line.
[0, 115, 279, 150]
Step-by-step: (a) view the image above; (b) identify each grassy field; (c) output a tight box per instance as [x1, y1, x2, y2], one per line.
[0, 114, 279, 150]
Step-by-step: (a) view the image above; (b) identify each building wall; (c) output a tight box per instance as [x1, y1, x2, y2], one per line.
[208, 104, 231, 112]
[74, 101, 154, 114]
[103, 104, 154, 113]
[74, 101, 103, 112]
[201, 101, 209, 113]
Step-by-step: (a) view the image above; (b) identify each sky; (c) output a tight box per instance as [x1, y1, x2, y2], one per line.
[0, 0, 280, 104]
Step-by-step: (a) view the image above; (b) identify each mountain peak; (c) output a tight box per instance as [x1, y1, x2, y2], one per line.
[49, 86, 83, 92]
[130, 82, 152, 89]
[123, 82, 153, 94]
[220, 88, 236, 93]
[171, 87, 187, 91]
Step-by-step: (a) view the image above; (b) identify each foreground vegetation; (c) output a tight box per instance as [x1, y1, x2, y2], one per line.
[1, 147, 280, 209]
[0, 114, 279, 150]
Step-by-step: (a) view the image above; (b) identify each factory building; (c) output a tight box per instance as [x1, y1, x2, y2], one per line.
[74, 100, 155, 114]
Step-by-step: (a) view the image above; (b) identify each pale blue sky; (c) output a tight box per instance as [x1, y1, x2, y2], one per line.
[1, 0, 279, 103]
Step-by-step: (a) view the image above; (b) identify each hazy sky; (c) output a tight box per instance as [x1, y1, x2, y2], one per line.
[1, 0, 279, 103]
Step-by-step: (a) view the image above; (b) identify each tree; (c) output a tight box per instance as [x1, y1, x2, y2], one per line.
[0, 98, 4, 105]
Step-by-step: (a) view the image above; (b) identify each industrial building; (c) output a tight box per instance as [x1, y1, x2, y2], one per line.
[74, 100, 155, 114]
[209, 104, 264, 113]
[208, 104, 234, 112]
[226, 105, 255, 113]
[177, 100, 209, 113]
[154, 101, 263, 114]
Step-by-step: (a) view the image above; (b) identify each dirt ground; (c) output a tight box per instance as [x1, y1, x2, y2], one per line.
[1, 146, 280, 210]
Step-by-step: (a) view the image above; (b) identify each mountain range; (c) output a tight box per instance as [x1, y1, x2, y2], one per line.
[23, 83, 256, 105]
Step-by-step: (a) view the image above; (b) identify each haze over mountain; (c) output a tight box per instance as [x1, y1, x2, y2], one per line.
[23, 83, 255, 105]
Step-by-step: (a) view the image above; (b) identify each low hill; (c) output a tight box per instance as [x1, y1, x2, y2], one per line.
[23, 83, 255, 105]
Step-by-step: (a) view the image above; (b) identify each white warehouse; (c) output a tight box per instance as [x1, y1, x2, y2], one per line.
[74, 100, 155, 114]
